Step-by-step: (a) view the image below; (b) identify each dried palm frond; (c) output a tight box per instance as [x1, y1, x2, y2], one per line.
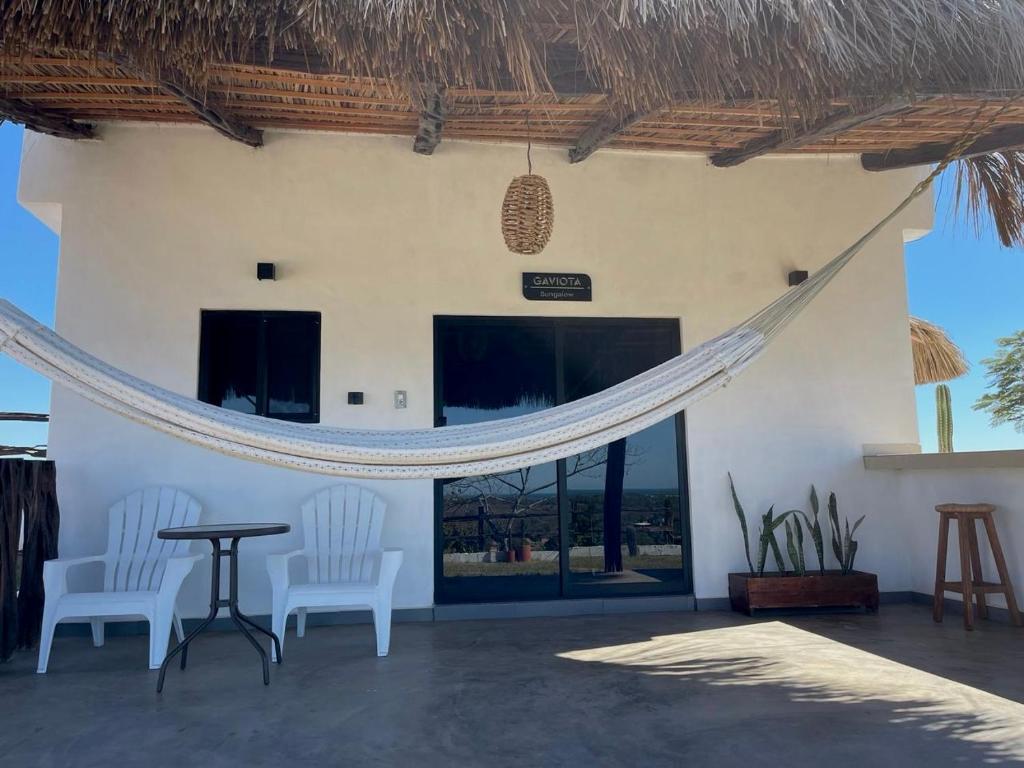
[953, 151, 1024, 248]
[910, 317, 969, 386]
[1, 0, 1023, 122]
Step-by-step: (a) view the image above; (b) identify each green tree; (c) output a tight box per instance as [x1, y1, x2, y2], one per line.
[973, 331, 1024, 432]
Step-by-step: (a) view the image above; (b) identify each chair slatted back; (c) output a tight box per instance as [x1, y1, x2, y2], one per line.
[300, 485, 386, 584]
[103, 487, 201, 592]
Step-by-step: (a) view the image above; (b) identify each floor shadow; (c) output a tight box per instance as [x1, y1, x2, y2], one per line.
[0, 604, 1021, 767]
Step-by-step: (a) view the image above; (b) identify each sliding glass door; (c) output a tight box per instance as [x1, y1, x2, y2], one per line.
[434, 316, 690, 604]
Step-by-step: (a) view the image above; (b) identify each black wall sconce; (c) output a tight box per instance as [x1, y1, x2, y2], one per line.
[257, 262, 276, 281]
[788, 270, 809, 286]
[347, 392, 364, 405]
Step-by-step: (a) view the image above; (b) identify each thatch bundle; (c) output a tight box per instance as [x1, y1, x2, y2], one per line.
[909, 317, 969, 385]
[954, 151, 1024, 248]
[2, 1, 1024, 117]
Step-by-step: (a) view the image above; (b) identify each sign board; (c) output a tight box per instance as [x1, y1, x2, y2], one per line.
[522, 272, 592, 302]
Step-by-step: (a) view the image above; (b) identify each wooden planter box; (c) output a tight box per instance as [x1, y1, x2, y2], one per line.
[728, 571, 879, 615]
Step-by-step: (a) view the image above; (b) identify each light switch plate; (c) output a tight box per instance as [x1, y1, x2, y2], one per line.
[394, 390, 408, 409]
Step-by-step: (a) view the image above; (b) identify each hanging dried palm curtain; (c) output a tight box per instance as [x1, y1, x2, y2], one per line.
[0, 151, 954, 479]
[0, 459, 59, 661]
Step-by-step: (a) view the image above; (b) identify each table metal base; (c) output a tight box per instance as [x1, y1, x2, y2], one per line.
[157, 537, 282, 692]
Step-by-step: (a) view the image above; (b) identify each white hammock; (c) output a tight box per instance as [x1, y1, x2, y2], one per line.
[0, 175, 933, 479]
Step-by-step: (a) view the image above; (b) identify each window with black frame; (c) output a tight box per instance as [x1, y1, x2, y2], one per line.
[198, 310, 321, 423]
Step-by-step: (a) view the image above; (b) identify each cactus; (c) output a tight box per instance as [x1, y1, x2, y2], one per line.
[827, 492, 866, 575]
[797, 486, 826, 574]
[936, 384, 954, 453]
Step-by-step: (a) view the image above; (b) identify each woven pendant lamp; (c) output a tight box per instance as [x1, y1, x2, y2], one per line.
[501, 118, 553, 254]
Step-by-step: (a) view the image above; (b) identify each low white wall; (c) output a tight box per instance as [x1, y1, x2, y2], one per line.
[869, 460, 1024, 612]
[16, 124, 934, 616]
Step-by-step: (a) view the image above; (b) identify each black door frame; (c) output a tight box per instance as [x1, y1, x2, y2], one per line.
[433, 315, 693, 604]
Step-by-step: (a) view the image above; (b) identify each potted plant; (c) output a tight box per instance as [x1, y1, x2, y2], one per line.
[516, 537, 533, 563]
[726, 474, 879, 615]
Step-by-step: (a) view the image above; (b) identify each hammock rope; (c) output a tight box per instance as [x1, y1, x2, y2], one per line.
[0, 156, 953, 480]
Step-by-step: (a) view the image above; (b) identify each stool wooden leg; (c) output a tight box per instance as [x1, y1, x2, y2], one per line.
[934, 512, 950, 623]
[957, 515, 975, 630]
[966, 517, 988, 620]
[982, 513, 1023, 627]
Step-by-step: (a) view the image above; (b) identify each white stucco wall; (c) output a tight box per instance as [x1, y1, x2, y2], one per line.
[16, 124, 932, 617]
[867, 464, 1024, 613]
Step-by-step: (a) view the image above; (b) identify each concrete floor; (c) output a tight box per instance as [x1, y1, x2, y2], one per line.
[1, 604, 1022, 767]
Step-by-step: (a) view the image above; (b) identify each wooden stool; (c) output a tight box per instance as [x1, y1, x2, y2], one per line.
[934, 503, 1021, 630]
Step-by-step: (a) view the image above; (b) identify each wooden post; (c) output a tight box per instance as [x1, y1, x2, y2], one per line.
[933, 510, 950, 622]
[113, 57, 262, 147]
[0, 98, 94, 140]
[412, 83, 446, 155]
[956, 513, 975, 630]
[569, 109, 651, 164]
[711, 99, 911, 167]
[862, 124, 1024, 171]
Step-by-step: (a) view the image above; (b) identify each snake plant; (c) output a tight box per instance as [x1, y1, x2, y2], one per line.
[784, 516, 806, 576]
[828, 492, 866, 575]
[797, 486, 826, 574]
[728, 474, 792, 576]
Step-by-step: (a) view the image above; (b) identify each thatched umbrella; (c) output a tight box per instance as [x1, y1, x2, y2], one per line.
[910, 317, 968, 453]
[909, 317, 969, 385]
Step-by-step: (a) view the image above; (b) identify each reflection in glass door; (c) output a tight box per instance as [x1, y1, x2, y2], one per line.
[434, 317, 690, 604]
[561, 325, 686, 597]
[435, 321, 561, 601]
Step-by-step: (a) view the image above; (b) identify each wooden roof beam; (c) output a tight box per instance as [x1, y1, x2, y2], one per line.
[568, 108, 652, 163]
[0, 412, 49, 422]
[412, 83, 446, 155]
[862, 124, 1024, 171]
[114, 58, 262, 147]
[710, 99, 912, 167]
[0, 97, 94, 139]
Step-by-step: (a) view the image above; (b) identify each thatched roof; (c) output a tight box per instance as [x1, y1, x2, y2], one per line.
[4, 1, 1024, 108]
[1, 1, 1024, 242]
[910, 317, 969, 385]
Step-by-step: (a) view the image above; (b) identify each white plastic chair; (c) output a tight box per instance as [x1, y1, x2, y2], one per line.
[267, 485, 402, 660]
[37, 487, 202, 672]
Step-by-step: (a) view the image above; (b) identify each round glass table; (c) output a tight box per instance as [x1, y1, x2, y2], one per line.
[156, 523, 290, 692]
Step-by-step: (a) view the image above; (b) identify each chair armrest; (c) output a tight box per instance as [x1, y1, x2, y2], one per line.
[266, 549, 306, 590]
[42, 555, 107, 599]
[377, 549, 403, 591]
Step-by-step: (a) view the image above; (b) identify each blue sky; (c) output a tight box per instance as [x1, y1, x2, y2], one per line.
[0, 123, 57, 452]
[0, 121, 1021, 454]
[906, 175, 1024, 452]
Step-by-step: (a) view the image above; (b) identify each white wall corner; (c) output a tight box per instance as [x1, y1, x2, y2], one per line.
[16, 131, 64, 234]
[901, 168, 936, 243]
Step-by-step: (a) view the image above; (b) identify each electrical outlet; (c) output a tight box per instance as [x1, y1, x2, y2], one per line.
[394, 390, 408, 409]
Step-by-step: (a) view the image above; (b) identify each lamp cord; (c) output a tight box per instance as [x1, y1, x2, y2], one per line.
[526, 113, 533, 175]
